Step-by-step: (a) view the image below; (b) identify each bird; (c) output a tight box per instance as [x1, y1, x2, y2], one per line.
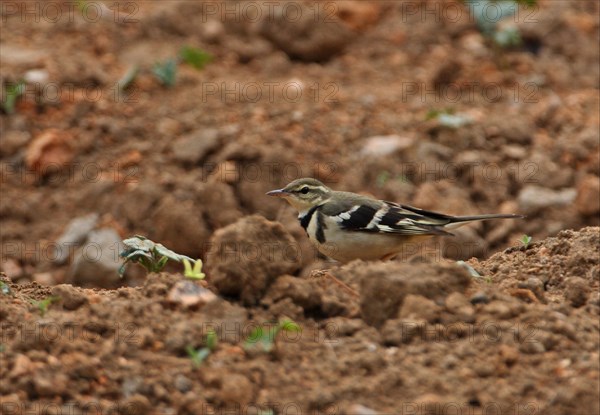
[267, 178, 524, 263]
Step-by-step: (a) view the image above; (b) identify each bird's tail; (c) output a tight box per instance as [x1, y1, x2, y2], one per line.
[445, 213, 524, 230]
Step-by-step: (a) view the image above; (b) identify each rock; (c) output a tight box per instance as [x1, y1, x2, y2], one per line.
[120, 394, 151, 415]
[444, 292, 475, 318]
[25, 129, 76, 178]
[207, 215, 300, 305]
[335, 1, 381, 32]
[0, 130, 30, 157]
[336, 261, 471, 328]
[565, 277, 589, 307]
[52, 213, 99, 264]
[398, 295, 441, 324]
[167, 280, 217, 308]
[575, 175, 600, 215]
[33, 372, 68, 397]
[216, 373, 254, 406]
[518, 185, 577, 212]
[360, 135, 414, 157]
[68, 228, 124, 289]
[347, 404, 379, 415]
[258, 1, 355, 61]
[23, 69, 49, 84]
[9, 354, 33, 377]
[470, 291, 490, 304]
[174, 375, 193, 393]
[264, 275, 322, 312]
[517, 277, 546, 302]
[51, 284, 89, 310]
[172, 128, 221, 165]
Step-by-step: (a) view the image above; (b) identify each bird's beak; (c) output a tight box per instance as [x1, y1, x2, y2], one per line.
[266, 189, 289, 197]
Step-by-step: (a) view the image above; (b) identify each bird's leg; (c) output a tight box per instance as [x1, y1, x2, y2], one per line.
[309, 270, 359, 298]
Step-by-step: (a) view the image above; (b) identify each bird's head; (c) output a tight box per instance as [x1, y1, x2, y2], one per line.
[266, 178, 333, 212]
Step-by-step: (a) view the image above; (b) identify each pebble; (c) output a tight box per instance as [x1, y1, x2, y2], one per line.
[565, 277, 589, 307]
[52, 213, 99, 264]
[518, 185, 577, 212]
[167, 280, 217, 308]
[347, 404, 378, 415]
[68, 228, 124, 288]
[470, 292, 490, 305]
[172, 128, 220, 165]
[360, 135, 414, 157]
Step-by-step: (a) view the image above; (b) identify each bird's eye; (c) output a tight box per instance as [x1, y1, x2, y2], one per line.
[300, 187, 310, 194]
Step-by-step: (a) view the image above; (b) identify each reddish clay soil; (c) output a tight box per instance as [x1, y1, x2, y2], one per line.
[1, 1, 599, 414]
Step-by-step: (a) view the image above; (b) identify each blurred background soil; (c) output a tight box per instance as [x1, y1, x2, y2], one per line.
[0, 0, 599, 414]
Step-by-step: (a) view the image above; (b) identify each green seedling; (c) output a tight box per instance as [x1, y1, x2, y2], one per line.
[117, 65, 139, 91]
[30, 296, 60, 317]
[2, 81, 26, 114]
[520, 234, 532, 249]
[186, 329, 217, 368]
[0, 280, 11, 295]
[119, 235, 195, 277]
[183, 258, 206, 280]
[243, 319, 301, 353]
[180, 46, 213, 70]
[152, 58, 177, 87]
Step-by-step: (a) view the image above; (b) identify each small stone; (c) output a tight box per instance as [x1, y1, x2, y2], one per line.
[565, 277, 589, 307]
[174, 374, 193, 393]
[517, 277, 546, 302]
[68, 228, 124, 289]
[25, 129, 76, 178]
[10, 354, 33, 377]
[360, 135, 414, 157]
[398, 294, 441, 324]
[217, 374, 254, 405]
[172, 128, 220, 165]
[575, 175, 600, 215]
[444, 292, 474, 318]
[52, 213, 99, 264]
[51, 284, 89, 310]
[34, 372, 68, 397]
[347, 404, 378, 415]
[167, 280, 217, 308]
[482, 301, 514, 319]
[517, 185, 577, 212]
[498, 344, 520, 365]
[120, 394, 151, 415]
[470, 291, 490, 305]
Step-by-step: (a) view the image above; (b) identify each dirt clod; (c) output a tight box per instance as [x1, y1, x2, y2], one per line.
[207, 215, 300, 305]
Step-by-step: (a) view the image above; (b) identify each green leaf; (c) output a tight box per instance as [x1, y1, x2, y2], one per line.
[153, 59, 177, 87]
[180, 46, 213, 70]
[280, 319, 300, 333]
[184, 258, 206, 280]
[117, 65, 138, 91]
[2, 81, 26, 114]
[0, 280, 12, 295]
[206, 329, 217, 350]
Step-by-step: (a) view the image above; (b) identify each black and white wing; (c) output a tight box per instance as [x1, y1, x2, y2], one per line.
[327, 200, 456, 236]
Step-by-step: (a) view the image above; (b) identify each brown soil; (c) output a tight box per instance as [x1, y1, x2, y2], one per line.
[1, 1, 599, 414]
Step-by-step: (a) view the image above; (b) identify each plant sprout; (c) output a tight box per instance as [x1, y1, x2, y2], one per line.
[243, 319, 301, 353]
[119, 235, 195, 277]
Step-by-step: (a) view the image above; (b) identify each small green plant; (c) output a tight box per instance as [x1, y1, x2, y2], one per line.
[117, 65, 139, 92]
[30, 296, 60, 317]
[119, 235, 195, 277]
[183, 258, 206, 280]
[152, 59, 177, 87]
[2, 81, 26, 114]
[180, 46, 213, 70]
[0, 280, 11, 296]
[464, 0, 536, 48]
[186, 329, 217, 368]
[243, 319, 301, 353]
[520, 234, 532, 249]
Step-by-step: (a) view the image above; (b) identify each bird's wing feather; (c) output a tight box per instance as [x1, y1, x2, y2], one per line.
[328, 198, 455, 236]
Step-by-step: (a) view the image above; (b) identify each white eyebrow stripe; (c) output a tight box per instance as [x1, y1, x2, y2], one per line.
[366, 205, 389, 229]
